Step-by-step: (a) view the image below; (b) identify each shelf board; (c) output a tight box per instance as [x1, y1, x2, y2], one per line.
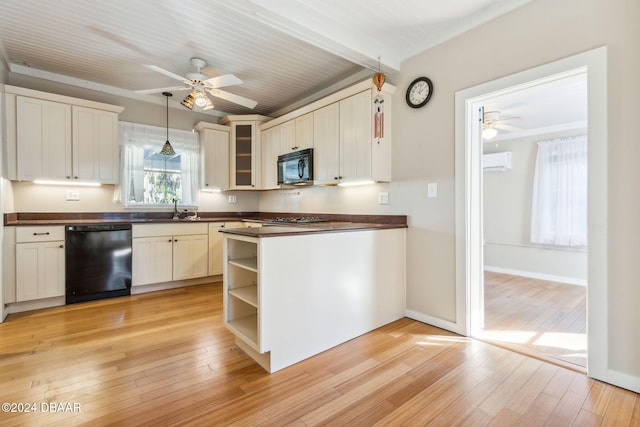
[226, 315, 258, 346]
[229, 285, 258, 307]
[228, 256, 258, 272]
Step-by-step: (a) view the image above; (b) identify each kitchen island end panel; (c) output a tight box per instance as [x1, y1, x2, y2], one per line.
[222, 227, 406, 373]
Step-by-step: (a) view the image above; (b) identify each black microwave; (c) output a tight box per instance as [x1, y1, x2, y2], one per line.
[277, 148, 314, 185]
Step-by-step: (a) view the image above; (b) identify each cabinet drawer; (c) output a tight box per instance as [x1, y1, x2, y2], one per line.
[16, 226, 65, 243]
[132, 223, 208, 238]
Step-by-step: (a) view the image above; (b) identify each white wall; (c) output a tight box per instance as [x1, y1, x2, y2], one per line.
[397, 0, 640, 381]
[483, 132, 587, 284]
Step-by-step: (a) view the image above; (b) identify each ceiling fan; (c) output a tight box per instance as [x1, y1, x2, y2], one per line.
[135, 57, 257, 111]
[482, 110, 521, 139]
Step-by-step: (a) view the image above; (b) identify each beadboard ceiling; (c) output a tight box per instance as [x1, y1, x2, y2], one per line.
[0, 0, 532, 118]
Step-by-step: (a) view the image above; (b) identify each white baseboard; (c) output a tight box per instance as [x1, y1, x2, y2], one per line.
[405, 309, 465, 336]
[484, 265, 587, 286]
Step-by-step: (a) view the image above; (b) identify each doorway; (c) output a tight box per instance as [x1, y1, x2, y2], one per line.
[454, 47, 608, 381]
[473, 73, 588, 369]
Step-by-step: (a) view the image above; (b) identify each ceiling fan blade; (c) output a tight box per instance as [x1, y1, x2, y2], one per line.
[145, 65, 191, 84]
[203, 74, 243, 89]
[494, 123, 522, 132]
[207, 89, 257, 109]
[134, 85, 191, 95]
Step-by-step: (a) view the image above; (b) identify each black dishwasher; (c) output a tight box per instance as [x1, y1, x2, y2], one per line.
[65, 224, 132, 304]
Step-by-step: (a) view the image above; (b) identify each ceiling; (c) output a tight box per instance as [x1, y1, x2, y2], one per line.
[482, 71, 587, 142]
[0, 0, 532, 118]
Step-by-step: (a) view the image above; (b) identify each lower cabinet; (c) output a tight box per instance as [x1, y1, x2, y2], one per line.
[15, 226, 65, 302]
[132, 223, 209, 286]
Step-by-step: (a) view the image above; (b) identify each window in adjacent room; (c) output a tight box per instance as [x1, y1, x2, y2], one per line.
[530, 135, 587, 247]
[119, 121, 200, 207]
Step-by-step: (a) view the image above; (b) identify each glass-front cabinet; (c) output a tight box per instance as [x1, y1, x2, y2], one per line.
[220, 115, 271, 190]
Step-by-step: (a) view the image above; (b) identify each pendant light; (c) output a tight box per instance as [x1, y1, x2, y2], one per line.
[160, 92, 176, 155]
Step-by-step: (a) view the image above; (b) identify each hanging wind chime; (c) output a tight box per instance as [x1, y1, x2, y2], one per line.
[372, 57, 385, 144]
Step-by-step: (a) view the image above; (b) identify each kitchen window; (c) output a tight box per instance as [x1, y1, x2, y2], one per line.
[119, 121, 200, 207]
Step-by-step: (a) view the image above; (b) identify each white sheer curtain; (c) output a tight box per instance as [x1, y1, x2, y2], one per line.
[530, 135, 587, 247]
[119, 121, 200, 207]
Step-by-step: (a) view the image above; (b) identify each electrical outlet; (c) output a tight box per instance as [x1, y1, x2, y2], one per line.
[66, 190, 80, 201]
[378, 192, 389, 205]
[228, 195, 237, 204]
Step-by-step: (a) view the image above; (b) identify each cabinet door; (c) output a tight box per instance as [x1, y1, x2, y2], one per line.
[72, 107, 119, 183]
[208, 223, 226, 276]
[231, 122, 259, 189]
[295, 113, 314, 150]
[201, 128, 230, 191]
[279, 120, 296, 153]
[173, 234, 209, 281]
[16, 97, 72, 181]
[313, 103, 340, 185]
[260, 126, 281, 190]
[16, 241, 65, 301]
[339, 91, 372, 183]
[132, 237, 173, 286]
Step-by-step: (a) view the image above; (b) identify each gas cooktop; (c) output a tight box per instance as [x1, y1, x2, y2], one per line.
[263, 217, 329, 224]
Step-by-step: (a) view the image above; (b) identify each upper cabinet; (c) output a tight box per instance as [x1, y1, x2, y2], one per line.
[220, 115, 271, 190]
[4, 85, 124, 184]
[259, 80, 394, 187]
[195, 122, 230, 191]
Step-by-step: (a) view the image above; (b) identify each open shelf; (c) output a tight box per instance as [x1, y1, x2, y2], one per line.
[228, 256, 258, 272]
[229, 285, 258, 307]
[227, 315, 258, 346]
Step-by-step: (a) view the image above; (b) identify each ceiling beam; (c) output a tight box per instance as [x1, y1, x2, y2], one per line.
[220, 0, 400, 74]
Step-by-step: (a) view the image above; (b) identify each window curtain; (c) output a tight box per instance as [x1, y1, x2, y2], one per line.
[119, 121, 200, 206]
[530, 135, 587, 247]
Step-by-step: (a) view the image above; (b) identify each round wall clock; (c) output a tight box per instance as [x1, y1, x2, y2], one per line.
[406, 76, 433, 108]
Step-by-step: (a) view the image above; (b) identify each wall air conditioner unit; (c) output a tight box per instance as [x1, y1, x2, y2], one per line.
[483, 151, 512, 172]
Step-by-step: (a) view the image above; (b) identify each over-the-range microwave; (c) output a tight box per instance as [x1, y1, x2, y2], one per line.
[277, 148, 314, 185]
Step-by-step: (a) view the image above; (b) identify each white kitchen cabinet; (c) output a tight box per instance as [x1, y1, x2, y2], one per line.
[5, 85, 124, 184]
[220, 115, 271, 190]
[313, 102, 341, 184]
[294, 113, 314, 151]
[72, 106, 119, 183]
[15, 96, 72, 182]
[221, 227, 406, 373]
[132, 223, 209, 286]
[172, 234, 209, 281]
[195, 122, 230, 191]
[15, 226, 65, 302]
[132, 236, 173, 285]
[260, 126, 281, 190]
[339, 90, 373, 184]
[278, 119, 297, 153]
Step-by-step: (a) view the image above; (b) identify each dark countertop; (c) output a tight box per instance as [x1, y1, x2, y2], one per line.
[218, 221, 406, 238]
[5, 212, 407, 228]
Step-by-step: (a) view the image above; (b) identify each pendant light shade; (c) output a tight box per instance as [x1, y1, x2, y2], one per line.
[161, 92, 176, 156]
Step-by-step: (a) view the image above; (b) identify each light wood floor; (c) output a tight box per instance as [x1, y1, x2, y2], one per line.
[0, 283, 637, 426]
[480, 272, 587, 369]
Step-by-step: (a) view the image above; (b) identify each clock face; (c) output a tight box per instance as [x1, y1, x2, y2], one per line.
[406, 77, 433, 108]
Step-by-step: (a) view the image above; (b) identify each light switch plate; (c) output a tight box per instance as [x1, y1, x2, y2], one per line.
[427, 183, 438, 198]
